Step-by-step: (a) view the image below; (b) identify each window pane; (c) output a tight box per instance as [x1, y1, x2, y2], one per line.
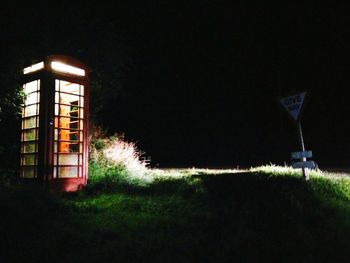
[24, 80, 39, 94]
[70, 143, 79, 153]
[71, 120, 79, 130]
[58, 117, 79, 130]
[59, 142, 79, 153]
[55, 80, 60, 91]
[57, 104, 80, 118]
[60, 81, 80, 95]
[58, 104, 71, 117]
[22, 142, 36, 153]
[22, 167, 35, 178]
[22, 154, 36, 165]
[59, 129, 79, 142]
[23, 129, 37, 141]
[59, 154, 79, 165]
[54, 142, 58, 153]
[59, 117, 78, 130]
[69, 130, 79, 141]
[70, 105, 79, 118]
[58, 167, 78, 178]
[25, 92, 39, 105]
[60, 93, 80, 106]
[23, 117, 38, 129]
[60, 141, 69, 153]
[24, 104, 39, 117]
[59, 129, 71, 141]
[54, 129, 58, 140]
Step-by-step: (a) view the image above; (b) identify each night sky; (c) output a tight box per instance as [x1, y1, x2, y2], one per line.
[2, 2, 350, 168]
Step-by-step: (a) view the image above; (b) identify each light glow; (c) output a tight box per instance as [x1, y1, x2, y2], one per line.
[51, 61, 85, 76]
[23, 62, 44, 74]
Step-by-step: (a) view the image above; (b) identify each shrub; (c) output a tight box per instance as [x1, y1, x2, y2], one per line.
[0, 85, 24, 186]
[88, 125, 151, 190]
[0, 167, 18, 187]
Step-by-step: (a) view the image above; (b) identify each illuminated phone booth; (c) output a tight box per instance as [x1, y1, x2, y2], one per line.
[20, 55, 89, 192]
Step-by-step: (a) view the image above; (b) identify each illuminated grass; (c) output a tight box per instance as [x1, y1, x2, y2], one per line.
[252, 164, 350, 200]
[250, 164, 322, 177]
[3, 165, 350, 262]
[149, 167, 241, 179]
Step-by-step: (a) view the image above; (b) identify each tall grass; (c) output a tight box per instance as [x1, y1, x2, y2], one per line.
[88, 126, 151, 190]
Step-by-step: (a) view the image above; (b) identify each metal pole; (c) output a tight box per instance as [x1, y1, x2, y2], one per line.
[297, 121, 309, 180]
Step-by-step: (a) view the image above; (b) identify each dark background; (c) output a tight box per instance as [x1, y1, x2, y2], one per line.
[1, 2, 350, 168]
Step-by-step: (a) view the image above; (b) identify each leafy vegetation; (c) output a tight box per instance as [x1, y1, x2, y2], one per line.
[0, 70, 24, 179]
[2, 166, 350, 262]
[88, 125, 151, 192]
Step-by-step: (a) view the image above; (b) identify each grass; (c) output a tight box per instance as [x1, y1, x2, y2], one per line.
[2, 165, 350, 262]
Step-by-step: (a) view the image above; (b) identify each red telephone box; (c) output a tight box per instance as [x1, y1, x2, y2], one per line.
[20, 55, 89, 192]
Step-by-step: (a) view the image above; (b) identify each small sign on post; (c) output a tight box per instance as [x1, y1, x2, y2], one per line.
[291, 151, 312, 160]
[291, 150, 316, 170]
[278, 91, 312, 180]
[292, 161, 316, 169]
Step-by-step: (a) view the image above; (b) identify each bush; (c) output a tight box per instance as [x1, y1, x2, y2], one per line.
[0, 85, 24, 186]
[0, 167, 18, 187]
[88, 125, 151, 190]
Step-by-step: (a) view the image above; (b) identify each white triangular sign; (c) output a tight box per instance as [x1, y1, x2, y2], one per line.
[279, 92, 306, 121]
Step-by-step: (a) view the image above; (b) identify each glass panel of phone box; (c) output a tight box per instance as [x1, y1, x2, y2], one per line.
[54, 80, 84, 178]
[21, 80, 40, 178]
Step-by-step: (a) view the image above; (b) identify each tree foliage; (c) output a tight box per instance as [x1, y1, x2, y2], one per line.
[0, 58, 25, 173]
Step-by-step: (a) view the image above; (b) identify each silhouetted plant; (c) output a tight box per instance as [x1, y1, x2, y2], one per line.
[88, 124, 151, 190]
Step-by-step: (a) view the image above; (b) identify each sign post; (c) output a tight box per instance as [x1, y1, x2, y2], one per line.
[296, 121, 309, 180]
[279, 91, 311, 180]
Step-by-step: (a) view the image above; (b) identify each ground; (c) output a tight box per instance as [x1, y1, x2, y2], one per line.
[2, 166, 350, 262]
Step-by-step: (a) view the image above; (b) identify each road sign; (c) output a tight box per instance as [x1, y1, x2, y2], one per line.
[292, 161, 316, 169]
[278, 91, 312, 180]
[279, 92, 307, 121]
[291, 151, 312, 159]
